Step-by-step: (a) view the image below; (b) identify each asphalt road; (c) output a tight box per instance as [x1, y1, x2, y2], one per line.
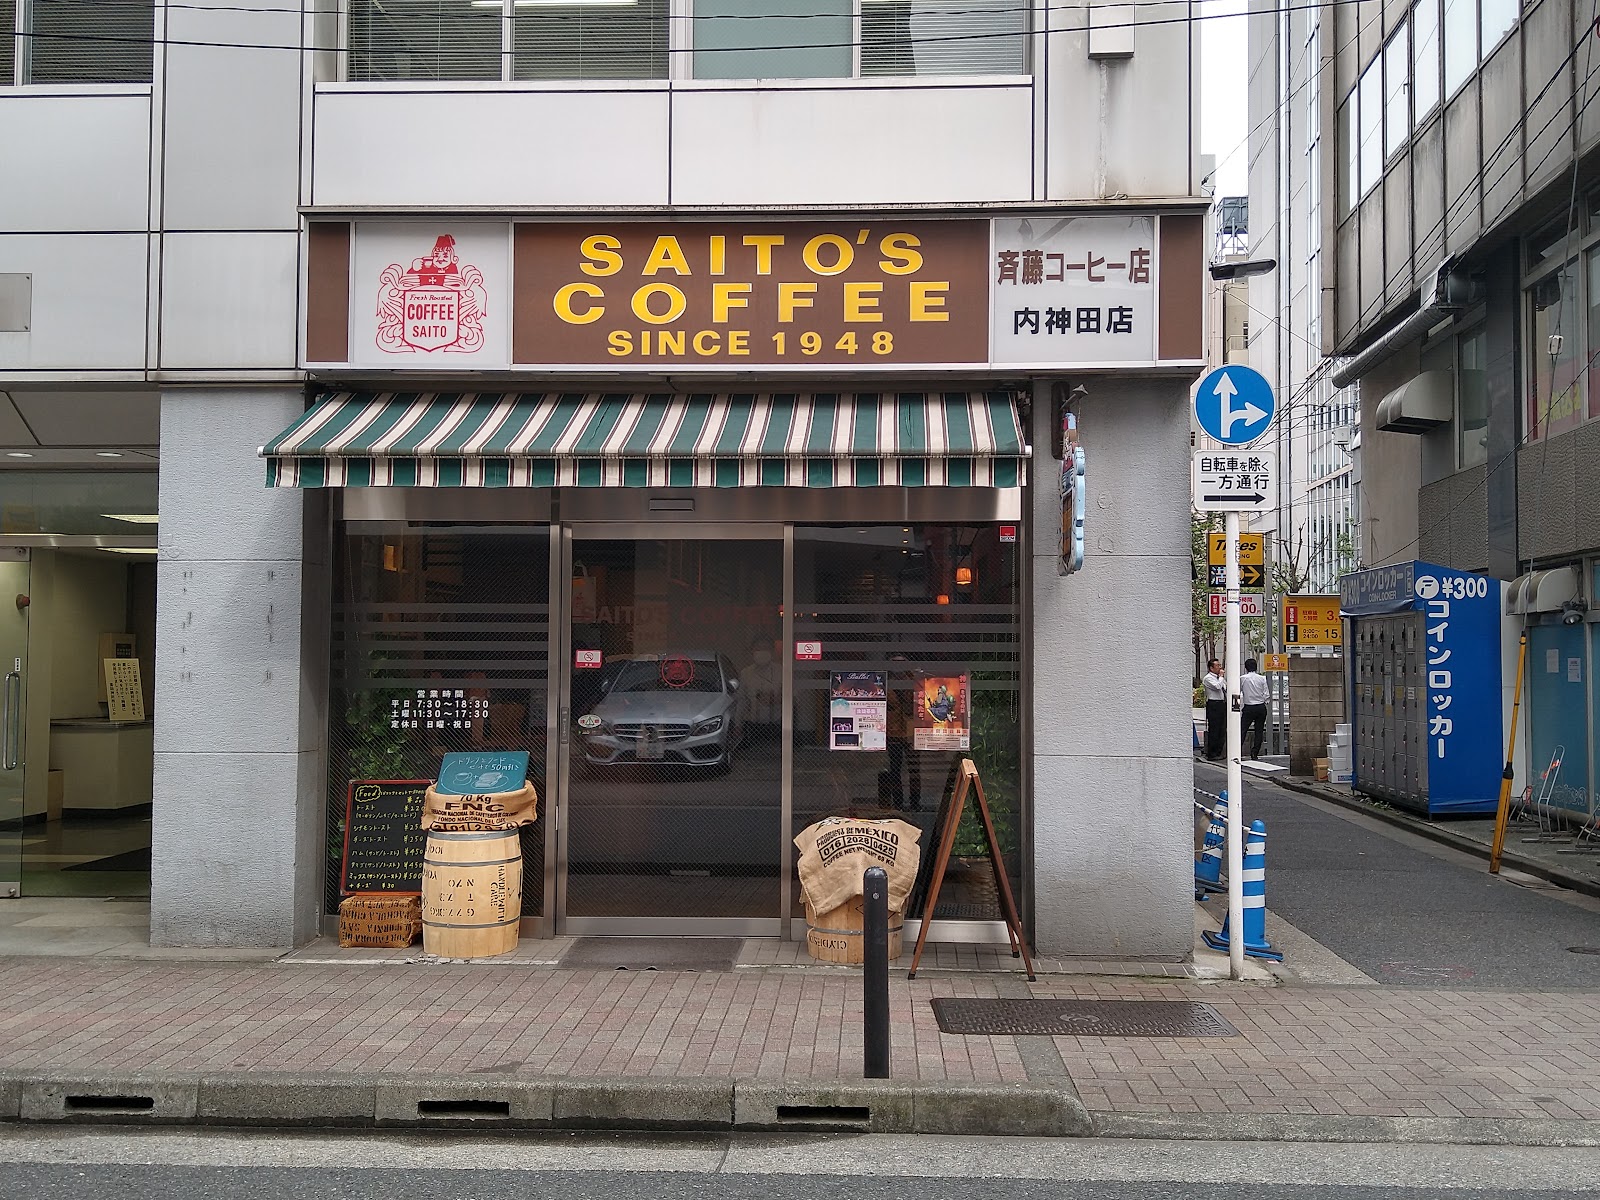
[3, 1128, 1600, 1198]
[1194, 760, 1600, 988]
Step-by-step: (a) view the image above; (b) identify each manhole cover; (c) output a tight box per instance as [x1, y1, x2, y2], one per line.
[1568, 946, 1600, 955]
[557, 937, 741, 972]
[930, 998, 1238, 1038]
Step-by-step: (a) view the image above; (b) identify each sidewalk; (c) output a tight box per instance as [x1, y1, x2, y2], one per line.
[5, 931, 1600, 1144]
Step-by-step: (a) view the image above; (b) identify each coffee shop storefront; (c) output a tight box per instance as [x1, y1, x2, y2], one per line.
[264, 213, 1203, 948]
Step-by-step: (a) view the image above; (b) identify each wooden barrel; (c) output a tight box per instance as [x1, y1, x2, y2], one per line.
[804, 896, 903, 965]
[421, 830, 522, 958]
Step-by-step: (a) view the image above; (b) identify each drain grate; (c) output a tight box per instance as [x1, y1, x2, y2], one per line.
[931, 998, 1239, 1037]
[557, 936, 741, 972]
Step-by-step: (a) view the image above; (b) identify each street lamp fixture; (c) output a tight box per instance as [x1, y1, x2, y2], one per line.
[1209, 258, 1277, 281]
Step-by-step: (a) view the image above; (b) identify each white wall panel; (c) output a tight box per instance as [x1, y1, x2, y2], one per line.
[312, 88, 671, 209]
[671, 83, 1033, 206]
[163, 3, 303, 230]
[159, 232, 298, 369]
[0, 94, 151, 233]
[0, 235, 149, 371]
[1044, 12, 1196, 201]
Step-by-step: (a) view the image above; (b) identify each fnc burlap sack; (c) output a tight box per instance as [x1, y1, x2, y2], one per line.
[794, 817, 921, 915]
[421, 782, 539, 832]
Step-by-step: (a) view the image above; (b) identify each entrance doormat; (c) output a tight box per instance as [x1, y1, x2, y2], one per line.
[62, 847, 152, 873]
[558, 937, 742, 972]
[931, 998, 1239, 1038]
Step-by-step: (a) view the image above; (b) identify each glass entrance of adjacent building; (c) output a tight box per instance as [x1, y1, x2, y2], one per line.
[0, 547, 27, 898]
[558, 528, 785, 934]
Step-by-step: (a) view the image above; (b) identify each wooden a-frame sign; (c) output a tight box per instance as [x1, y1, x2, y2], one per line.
[907, 758, 1035, 981]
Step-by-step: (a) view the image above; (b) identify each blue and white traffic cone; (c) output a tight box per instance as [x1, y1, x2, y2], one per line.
[1202, 818, 1283, 962]
[1194, 792, 1227, 899]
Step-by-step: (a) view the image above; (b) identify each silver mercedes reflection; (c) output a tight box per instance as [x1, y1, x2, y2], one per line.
[578, 653, 744, 771]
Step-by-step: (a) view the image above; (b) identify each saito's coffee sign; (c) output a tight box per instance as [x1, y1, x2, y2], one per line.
[324, 216, 1187, 371]
[513, 222, 988, 367]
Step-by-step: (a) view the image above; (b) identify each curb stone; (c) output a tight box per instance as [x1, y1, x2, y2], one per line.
[15, 1072, 200, 1125]
[198, 1071, 376, 1127]
[3, 1069, 1596, 1144]
[0, 1070, 1087, 1137]
[1094, 1110, 1600, 1148]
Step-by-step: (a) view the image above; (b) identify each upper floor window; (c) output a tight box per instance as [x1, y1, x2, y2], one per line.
[346, 0, 1027, 83]
[1442, 0, 1476, 97]
[1522, 218, 1600, 442]
[3, 0, 155, 85]
[1412, 0, 1440, 121]
[1382, 23, 1409, 161]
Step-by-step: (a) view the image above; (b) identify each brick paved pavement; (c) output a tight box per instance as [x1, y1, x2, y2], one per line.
[5, 951, 1600, 1130]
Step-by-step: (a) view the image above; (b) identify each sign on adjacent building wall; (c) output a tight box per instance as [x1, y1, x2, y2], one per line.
[312, 215, 1200, 371]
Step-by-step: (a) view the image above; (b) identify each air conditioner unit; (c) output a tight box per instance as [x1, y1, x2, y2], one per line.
[1506, 566, 1580, 615]
[1375, 371, 1453, 433]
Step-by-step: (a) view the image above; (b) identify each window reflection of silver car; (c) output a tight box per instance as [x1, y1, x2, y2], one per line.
[579, 653, 743, 770]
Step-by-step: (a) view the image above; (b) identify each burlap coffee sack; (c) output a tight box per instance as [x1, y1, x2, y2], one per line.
[422, 782, 538, 831]
[794, 817, 921, 914]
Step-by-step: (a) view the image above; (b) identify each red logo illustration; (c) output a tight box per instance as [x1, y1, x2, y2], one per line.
[659, 656, 696, 689]
[376, 234, 487, 354]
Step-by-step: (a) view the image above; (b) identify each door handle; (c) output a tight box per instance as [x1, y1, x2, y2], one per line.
[3, 670, 19, 771]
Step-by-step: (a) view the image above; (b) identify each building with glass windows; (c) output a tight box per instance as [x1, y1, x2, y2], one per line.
[1250, 0, 1599, 814]
[2, 1, 1210, 956]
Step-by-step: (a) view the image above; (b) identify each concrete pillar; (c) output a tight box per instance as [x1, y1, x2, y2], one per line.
[1030, 379, 1194, 959]
[150, 389, 327, 947]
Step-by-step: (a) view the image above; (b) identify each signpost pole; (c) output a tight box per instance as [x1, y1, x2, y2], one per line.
[1224, 511, 1245, 981]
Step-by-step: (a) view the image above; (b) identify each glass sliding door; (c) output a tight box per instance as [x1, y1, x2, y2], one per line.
[0, 548, 26, 898]
[560, 530, 784, 932]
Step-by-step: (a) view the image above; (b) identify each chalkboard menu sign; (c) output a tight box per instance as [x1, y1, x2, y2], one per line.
[340, 780, 431, 895]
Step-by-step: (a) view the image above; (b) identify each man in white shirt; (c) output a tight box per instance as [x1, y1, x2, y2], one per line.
[1201, 659, 1226, 761]
[1239, 658, 1271, 761]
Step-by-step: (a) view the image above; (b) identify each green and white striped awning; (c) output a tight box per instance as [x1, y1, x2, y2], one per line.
[261, 391, 1029, 488]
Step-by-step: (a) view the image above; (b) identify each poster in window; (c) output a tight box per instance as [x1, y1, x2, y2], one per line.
[829, 672, 887, 752]
[913, 673, 970, 751]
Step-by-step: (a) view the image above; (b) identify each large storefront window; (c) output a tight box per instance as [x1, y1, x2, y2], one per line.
[792, 524, 1022, 923]
[328, 531, 553, 918]
[326, 521, 1026, 934]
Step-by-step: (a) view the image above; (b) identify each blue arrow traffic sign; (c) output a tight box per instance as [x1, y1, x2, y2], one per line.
[1193, 365, 1276, 446]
